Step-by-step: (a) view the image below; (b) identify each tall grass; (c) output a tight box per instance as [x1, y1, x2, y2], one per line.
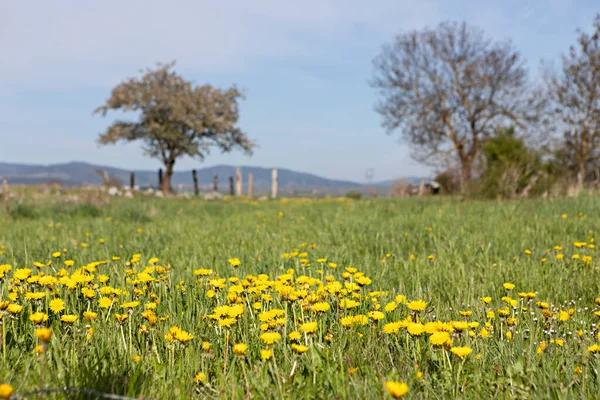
[0, 196, 599, 398]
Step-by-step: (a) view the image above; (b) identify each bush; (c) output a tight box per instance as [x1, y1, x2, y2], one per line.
[7, 203, 38, 219]
[345, 191, 362, 200]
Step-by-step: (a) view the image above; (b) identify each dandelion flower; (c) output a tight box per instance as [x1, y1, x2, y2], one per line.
[385, 381, 409, 398]
[194, 269, 213, 276]
[7, 304, 23, 314]
[291, 344, 308, 354]
[115, 314, 129, 323]
[0, 383, 14, 400]
[98, 297, 113, 309]
[450, 346, 472, 359]
[261, 349, 273, 360]
[429, 331, 451, 346]
[233, 343, 248, 355]
[35, 327, 53, 342]
[407, 323, 425, 336]
[84, 311, 98, 321]
[260, 332, 282, 345]
[406, 300, 427, 312]
[60, 314, 78, 324]
[49, 298, 65, 314]
[121, 301, 140, 309]
[29, 312, 48, 324]
[300, 321, 318, 334]
[174, 329, 194, 343]
[194, 372, 207, 384]
[312, 302, 330, 313]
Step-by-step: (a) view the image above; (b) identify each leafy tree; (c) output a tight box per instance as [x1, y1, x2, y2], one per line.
[94, 62, 255, 193]
[478, 126, 542, 198]
[546, 15, 600, 188]
[371, 21, 542, 189]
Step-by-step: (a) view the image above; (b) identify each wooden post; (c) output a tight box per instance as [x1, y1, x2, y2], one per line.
[235, 168, 242, 197]
[229, 176, 235, 196]
[271, 169, 278, 199]
[192, 169, 199, 196]
[248, 173, 254, 199]
[130, 172, 135, 190]
[1, 176, 6, 205]
[213, 174, 218, 192]
[418, 178, 425, 197]
[158, 169, 163, 190]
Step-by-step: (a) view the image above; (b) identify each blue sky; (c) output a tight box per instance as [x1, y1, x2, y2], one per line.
[0, 0, 596, 182]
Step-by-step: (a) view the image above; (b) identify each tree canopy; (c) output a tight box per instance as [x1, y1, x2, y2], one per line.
[94, 62, 255, 193]
[546, 15, 600, 188]
[371, 21, 542, 188]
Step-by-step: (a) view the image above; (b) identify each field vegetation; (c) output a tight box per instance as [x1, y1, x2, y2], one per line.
[1, 196, 600, 399]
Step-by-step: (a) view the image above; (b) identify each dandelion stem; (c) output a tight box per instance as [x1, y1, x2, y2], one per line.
[223, 334, 229, 375]
[120, 325, 127, 351]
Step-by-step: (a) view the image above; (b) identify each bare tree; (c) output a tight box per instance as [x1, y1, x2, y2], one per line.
[94, 62, 255, 194]
[546, 15, 600, 189]
[371, 21, 541, 188]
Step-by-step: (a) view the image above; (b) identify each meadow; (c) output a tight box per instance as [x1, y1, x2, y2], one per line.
[1, 195, 600, 399]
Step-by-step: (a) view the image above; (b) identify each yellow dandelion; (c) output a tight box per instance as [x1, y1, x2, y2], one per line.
[261, 349, 273, 360]
[450, 346, 472, 359]
[49, 298, 65, 314]
[233, 343, 248, 355]
[60, 314, 79, 324]
[385, 381, 409, 398]
[260, 331, 282, 345]
[300, 321, 318, 334]
[0, 384, 14, 400]
[35, 327, 53, 342]
[291, 344, 308, 354]
[194, 372, 207, 384]
[29, 312, 49, 324]
[406, 300, 427, 312]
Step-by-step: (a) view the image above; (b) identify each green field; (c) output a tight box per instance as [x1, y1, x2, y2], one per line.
[1, 196, 600, 399]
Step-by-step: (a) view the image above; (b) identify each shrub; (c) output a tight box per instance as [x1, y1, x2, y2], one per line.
[345, 191, 362, 200]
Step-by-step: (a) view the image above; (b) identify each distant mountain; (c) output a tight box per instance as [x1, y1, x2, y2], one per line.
[371, 177, 422, 186]
[0, 161, 372, 192]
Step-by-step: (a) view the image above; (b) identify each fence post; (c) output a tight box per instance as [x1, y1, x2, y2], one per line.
[236, 168, 242, 197]
[158, 169, 163, 190]
[130, 172, 135, 190]
[192, 169, 199, 196]
[418, 178, 425, 197]
[1, 176, 7, 204]
[229, 176, 235, 196]
[248, 173, 254, 199]
[213, 174, 218, 192]
[271, 169, 278, 199]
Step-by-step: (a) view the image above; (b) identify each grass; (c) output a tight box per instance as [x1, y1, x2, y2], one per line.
[1, 195, 600, 399]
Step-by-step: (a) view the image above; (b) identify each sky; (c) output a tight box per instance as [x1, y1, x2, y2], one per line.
[0, 0, 597, 182]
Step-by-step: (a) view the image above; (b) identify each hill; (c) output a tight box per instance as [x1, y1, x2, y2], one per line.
[0, 161, 373, 192]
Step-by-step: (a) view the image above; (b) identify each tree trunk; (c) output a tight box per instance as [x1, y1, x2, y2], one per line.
[459, 158, 473, 191]
[162, 160, 175, 194]
[577, 161, 585, 189]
